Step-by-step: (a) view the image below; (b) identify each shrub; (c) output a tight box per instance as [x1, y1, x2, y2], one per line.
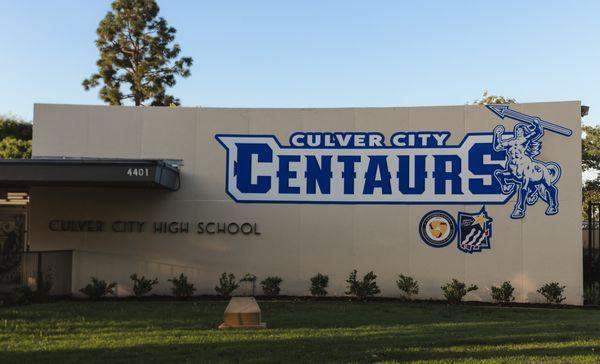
[130, 274, 158, 297]
[7, 270, 54, 305]
[9, 286, 35, 305]
[309, 273, 329, 297]
[396, 274, 419, 300]
[345, 270, 380, 300]
[168, 273, 196, 299]
[537, 282, 566, 304]
[39, 269, 54, 298]
[214, 272, 239, 297]
[584, 283, 600, 305]
[80, 277, 117, 300]
[441, 279, 478, 304]
[261, 276, 283, 296]
[240, 273, 257, 296]
[490, 281, 515, 303]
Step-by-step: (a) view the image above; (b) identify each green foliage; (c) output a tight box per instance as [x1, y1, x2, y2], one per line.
[36, 269, 54, 300]
[441, 279, 478, 304]
[582, 125, 600, 219]
[582, 181, 600, 220]
[8, 270, 55, 305]
[490, 281, 515, 303]
[214, 272, 239, 297]
[472, 90, 516, 105]
[584, 283, 600, 305]
[396, 274, 419, 300]
[309, 273, 329, 297]
[83, 0, 193, 106]
[80, 277, 117, 300]
[0, 117, 32, 140]
[240, 273, 257, 296]
[240, 273, 256, 282]
[168, 273, 195, 299]
[8, 286, 35, 305]
[0, 137, 31, 159]
[130, 274, 158, 297]
[583, 125, 600, 172]
[6, 301, 600, 362]
[537, 282, 566, 304]
[345, 270, 380, 299]
[260, 276, 283, 296]
[0, 117, 32, 159]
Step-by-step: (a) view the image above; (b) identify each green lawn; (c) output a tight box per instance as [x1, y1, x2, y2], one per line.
[1, 300, 600, 363]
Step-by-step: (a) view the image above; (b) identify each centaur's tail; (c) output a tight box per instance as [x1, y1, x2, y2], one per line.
[537, 162, 561, 203]
[545, 162, 561, 184]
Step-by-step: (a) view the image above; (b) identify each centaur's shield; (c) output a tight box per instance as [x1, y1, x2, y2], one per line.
[458, 207, 493, 254]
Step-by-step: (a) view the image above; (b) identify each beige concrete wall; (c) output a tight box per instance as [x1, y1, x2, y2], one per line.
[30, 102, 582, 303]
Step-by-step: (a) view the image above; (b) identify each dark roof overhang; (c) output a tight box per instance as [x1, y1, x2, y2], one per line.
[0, 158, 181, 191]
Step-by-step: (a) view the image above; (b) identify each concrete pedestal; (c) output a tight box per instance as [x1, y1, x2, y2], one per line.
[218, 297, 266, 329]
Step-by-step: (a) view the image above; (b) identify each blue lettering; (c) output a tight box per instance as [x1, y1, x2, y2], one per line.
[338, 155, 361, 194]
[468, 142, 505, 194]
[433, 155, 462, 194]
[397, 155, 427, 194]
[305, 156, 333, 194]
[235, 143, 272, 193]
[277, 155, 300, 194]
[363, 156, 392, 195]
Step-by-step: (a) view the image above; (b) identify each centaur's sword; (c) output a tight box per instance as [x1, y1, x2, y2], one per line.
[486, 105, 573, 137]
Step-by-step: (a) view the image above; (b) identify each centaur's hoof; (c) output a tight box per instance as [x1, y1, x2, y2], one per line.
[546, 206, 558, 215]
[511, 209, 525, 219]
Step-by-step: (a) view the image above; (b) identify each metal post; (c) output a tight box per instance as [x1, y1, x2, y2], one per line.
[36, 252, 43, 292]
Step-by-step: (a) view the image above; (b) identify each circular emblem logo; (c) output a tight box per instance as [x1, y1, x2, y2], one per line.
[419, 210, 456, 248]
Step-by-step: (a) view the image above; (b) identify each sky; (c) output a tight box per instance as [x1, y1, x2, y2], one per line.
[1, 0, 599, 124]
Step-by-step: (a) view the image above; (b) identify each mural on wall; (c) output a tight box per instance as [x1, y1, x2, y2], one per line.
[457, 207, 493, 254]
[490, 113, 564, 220]
[418, 210, 457, 248]
[216, 106, 572, 219]
[217, 106, 574, 254]
[418, 207, 494, 254]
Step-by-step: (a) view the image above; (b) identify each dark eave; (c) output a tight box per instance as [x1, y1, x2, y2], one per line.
[0, 158, 181, 191]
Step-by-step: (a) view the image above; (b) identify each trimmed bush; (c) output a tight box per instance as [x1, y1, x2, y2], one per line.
[80, 277, 117, 300]
[537, 282, 566, 304]
[261, 276, 283, 296]
[168, 273, 195, 299]
[396, 274, 419, 300]
[345, 270, 380, 300]
[309, 273, 329, 297]
[441, 279, 478, 304]
[214, 272, 239, 297]
[240, 273, 257, 296]
[490, 281, 515, 303]
[130, 274, 158, 297]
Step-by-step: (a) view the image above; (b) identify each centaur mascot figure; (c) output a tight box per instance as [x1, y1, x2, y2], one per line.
[492, 117, 561, 219]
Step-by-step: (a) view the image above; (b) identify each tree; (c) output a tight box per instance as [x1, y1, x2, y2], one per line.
[0, 116, 32, 159]
[583, 125, 600, 219]
[0, 137, 31, 159]
[583, 180, 600, 220]
[583, 125, 600, 172]
[0, 117, 32, 140]
[83, 0, 193, 106]
[472, 90, 516, 105]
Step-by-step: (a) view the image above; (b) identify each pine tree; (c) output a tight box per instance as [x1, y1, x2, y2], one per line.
[83, 0, 192, 106]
